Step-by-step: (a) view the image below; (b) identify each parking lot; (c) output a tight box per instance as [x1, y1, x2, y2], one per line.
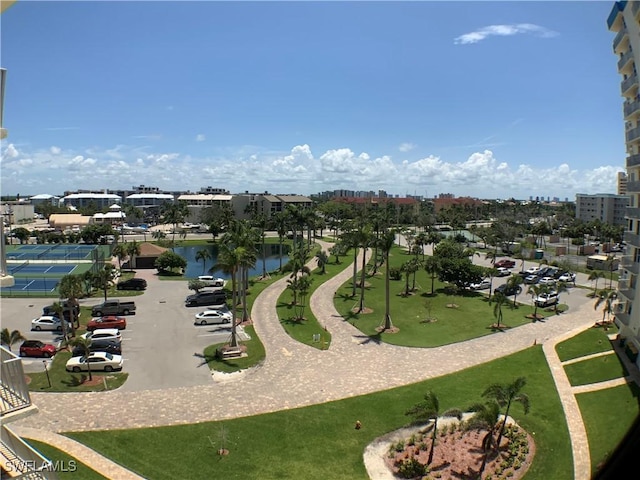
[1, 279, 250, 391]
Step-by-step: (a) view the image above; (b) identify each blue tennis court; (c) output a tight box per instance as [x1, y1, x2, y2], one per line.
[2, 277, 62, 292]
[6, 263, 77, 275]
[5, 244, 98, 261]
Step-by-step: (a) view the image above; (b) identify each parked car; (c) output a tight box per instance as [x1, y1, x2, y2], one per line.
[525, 266, 541, 275]
[538, 276, 557, 286]
[31, 315, 71, 332]
[65, 352, 123, 372]
[495, 259, 516, 269]
[19, 340, 57, 358]
[71, 340, 121, 357]
[495, 284, 522, 297]
[86, 316, 127, 331]
[194, 309, 233, 325]
[558, 272, 576, 283]
[116, 278, 147, 291]
[197, 276, 225, 287]
[534, 292, 559, 307]
[469, 279, 491, 290]
[91, 300, 136, 317]
[81, 328, 122, 344]
[524, 274, 539, 284]
[496, 267, 511, 277]
[185, 290, 227, 307]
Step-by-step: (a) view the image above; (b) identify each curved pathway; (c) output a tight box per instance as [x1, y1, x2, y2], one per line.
[10, 239, 637, 480]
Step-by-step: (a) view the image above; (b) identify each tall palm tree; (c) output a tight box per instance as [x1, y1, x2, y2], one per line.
[482, 377, 530, 450]
[1, 328, 25, 352]
[505, 275, 524, 307]
[68, 336, 94, 381]
[527, 283, 550, 320]
[356, 224, 373, 313]
[272, 211, 289, 272]
[195, 248, 212, 275]
[112, 243, 127, 270]
[492, 292, 507, 329]
[213, 244, 243, 348]
[125, 240, 141, 271]
[161, 201, 189, 246]
[466, 399, 502, 479]
[380, 229, 396, 331]
[424, 256, 439, 295]
[58, 275, 84, 334]
[594, 290, 618, 324]
[588, 270, 605, 297]
[405, 391, 462, 466]
[315, 249, 328, 274]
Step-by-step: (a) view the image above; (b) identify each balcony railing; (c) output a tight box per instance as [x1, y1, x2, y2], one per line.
[626, 180, 640, 192]
[614, 27, 628, 52]
[618, 49, 635, 71]
[625, 98, 640, 117]
[626, 153, 640, 167]
[621, 73, 638, 94]
[615, 310, 631, 326]
[620, 255, 640, 275]
[0, 347, 31, 417]
[626, 125, 640, 143]
[624, 231, 640, 246]
[1, 426, 58, 480]
[618, 285, 636, 301]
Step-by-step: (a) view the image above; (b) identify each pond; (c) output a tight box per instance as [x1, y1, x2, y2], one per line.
[173, 244, 290, 281]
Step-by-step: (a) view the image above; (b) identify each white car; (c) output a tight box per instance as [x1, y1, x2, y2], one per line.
[558, 272, 576, 283]
[197, 276, 225, 287]
[496, 267, 511, 277]
[534, 292, 559, 307]
[194, 309, 232, 325]
[31, 315, 71, 332]
[525, 266, 541, 275]
[538, 276, 557, 286]
[66, 352, 123, 372]
[470, 279, 491, 290]
[81, 328, 122, 344]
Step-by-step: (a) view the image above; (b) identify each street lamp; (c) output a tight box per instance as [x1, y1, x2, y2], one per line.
[42, 360, 52, 388]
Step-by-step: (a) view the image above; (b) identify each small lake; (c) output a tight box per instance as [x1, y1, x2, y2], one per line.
[173, 244, 290, 280]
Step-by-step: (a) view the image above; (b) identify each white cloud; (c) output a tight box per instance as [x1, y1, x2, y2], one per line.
[0, 143, 623, 201]
[454, 24, 558, 45]
[196, 134, 206, 142]
[399, 142, 416, 152]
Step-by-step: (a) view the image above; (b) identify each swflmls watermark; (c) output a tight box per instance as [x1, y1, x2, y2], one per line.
[5, 459, 78, 473]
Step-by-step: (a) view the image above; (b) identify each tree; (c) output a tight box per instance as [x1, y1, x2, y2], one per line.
[315, 249, 329, 274]
[68, 336, 94, 381]
[271, 211, 289, 272]
[466, 399, 502, 479]
[1, 328, 25, 352]
[58, 275, 84, 334]
[405, 391, 462, 466]
[492, 292, 507, 329]
[155, 251, 187, 274]
[161, 201, 189, 245]
[505, 275, 524, 307]
[588, 270, 605, 297]
[125, 241, 141, 271]
[112, 243, 127, 270]
[195, 248, 212, 275]
[594, 290, 618, 324]
[212, 244, 243, 348]
[356, 224, 373, 313]
[11, 227, 30, 244]
[328, 241, 346, 264]
[527, 283, 551, 320]
[92, 265, 117, 301]
[380, 229, 396, 331]
[424, 256, 439, 295]
[188, 279, 208, 293]
[482, 376, 530, 450]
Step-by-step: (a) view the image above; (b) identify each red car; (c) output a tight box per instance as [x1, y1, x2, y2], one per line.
[495, 259, 516, 269]
[86, 315, 127, 331]
[19, 340, 57, 358]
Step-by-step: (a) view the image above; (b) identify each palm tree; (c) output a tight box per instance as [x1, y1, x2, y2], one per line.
[272, 211, 289, 272]
[195, 248, 212, 275]
[588, 270, 605, 297]
[112, 243, 127, 270]
[405, 391, 462, 466]
[424, 256, 439, 295]
[466, 399, 502, 479]
[505, 275, 524, 307]
[594, 290, 618, 324]
[380, 229, 396, 331]
[356, 224, 373, 313]
[527, 283, 550, 320]
[125, 241, 141, 271]
[161, 201, 189, 245]
[68, 336, 94, 381]
[482, 377, 530, 450]
[1, 328, 25, 352]
[93, 265, 116, 301]
[315, 250, 329, 274]
[212, 244, 243, 348]
[58, 275, 84, 334]
[492, 292, 507, 329]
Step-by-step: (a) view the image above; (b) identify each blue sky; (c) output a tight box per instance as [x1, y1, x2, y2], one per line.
[0, 1, 627, 200]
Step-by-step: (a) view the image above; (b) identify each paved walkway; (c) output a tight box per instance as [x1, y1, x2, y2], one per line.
[11, 239, 640, 480]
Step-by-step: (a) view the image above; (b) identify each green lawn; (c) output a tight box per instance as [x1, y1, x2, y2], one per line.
[203, 325, 265, 373]
[66, 347, 579, 480]
[564, 354, 629, 387]
[576, 382, 640, 477]
[555, 325, 618, 362]
[22, 439, 109, 480]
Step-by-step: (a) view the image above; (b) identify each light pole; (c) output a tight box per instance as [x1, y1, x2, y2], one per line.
[42, 360, 52, 388]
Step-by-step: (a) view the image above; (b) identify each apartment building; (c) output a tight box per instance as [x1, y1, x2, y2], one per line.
[1, 346, 58, 479]
[618, 171, 629, 194]
[575, 193, 629, 226]
[608, 0, 640, 366]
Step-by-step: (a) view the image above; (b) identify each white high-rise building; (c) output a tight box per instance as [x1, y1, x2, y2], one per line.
[609, 0, 640, 366]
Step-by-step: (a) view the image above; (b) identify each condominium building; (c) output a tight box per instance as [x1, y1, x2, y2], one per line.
[608, 0, 640, 366]
[618, 171, 629, 194]
[575, 193, 629, 226]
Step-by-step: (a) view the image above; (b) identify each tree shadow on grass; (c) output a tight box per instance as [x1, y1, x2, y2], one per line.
[193, 352, 218, 368]
[62, 374, 89, 387]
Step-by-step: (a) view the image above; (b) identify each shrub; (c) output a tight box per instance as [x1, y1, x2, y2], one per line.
[395, 457, 428, 479]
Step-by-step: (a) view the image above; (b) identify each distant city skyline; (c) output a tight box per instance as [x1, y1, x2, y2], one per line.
[0, 1, 627, 199]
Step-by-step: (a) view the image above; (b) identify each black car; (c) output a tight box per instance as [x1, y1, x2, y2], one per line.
[494, 284, 522, 296]
[185, 290, 227, 307]
[117, 278, 148, 291]
[71, 340, 122, 357]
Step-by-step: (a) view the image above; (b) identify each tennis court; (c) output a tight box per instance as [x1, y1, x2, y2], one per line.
[5, 244, 98, 261]
[3, 277, 63, 293]
[6, 263, 77, 275]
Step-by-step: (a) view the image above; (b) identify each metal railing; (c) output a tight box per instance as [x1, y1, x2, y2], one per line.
[1, 426, 58, 479]
[621, 73, 638, 94]
[626, 153, 640, 167]
[624, 98, 640, 117]
[614, 27, 628, 52]
[618, 49, 635, 71]
[0, 347, 31, 417]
